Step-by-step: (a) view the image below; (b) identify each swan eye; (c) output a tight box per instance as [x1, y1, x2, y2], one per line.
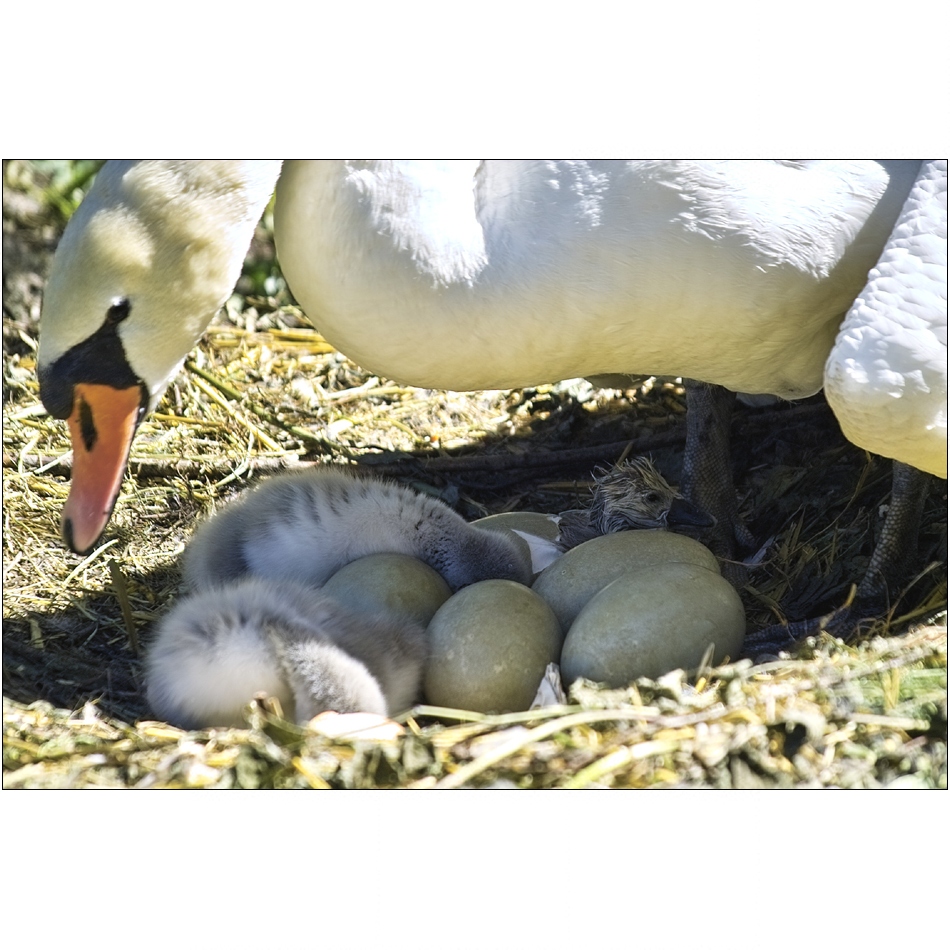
[644, 492, 661, 505]
[105, 298, 131, 326]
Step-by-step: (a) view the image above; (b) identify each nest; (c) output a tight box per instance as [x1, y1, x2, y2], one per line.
[5, 627, 945, 788]
[3, 160, 947, 789]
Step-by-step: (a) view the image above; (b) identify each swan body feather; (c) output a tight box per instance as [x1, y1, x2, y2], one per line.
[825, 159, 947, 478]
[275, 160, 919, 398]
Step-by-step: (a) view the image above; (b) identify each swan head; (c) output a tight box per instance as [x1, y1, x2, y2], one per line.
[589, 457, 715, 531]
[557, 457, 715, 548]
[36, 160, 279, 554]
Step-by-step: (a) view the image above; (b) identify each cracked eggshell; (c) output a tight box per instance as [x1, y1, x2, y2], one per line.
[560, 562, 746, 688]
[424, 580, 563, 713]
[532, 530, 720, 631]
[323, 553, 452, 627]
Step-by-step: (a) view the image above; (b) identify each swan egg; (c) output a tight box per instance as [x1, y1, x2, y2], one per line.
[424, 580, 563, 713]
[472, 511, 561, 542]
[532, 530, 720, 630]
[560, 563, 746, 688]
[323, 553, 452, 627]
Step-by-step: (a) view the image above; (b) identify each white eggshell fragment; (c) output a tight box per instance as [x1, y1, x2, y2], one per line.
[323, 553, 452, 627]
[424, 580, 563, 713]
[307, 711, 406, 742]
[532, 530, 720, 630]
[560, 562, 746, 688]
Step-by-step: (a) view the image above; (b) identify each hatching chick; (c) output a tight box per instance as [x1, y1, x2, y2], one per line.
[182, 467, 533, 592]
[555, 457, 715, 549]
[144, 577, 427, 729]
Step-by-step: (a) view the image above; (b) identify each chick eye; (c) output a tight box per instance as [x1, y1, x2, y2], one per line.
[105, 298, 131, 326]
[645, 492, 661, 504]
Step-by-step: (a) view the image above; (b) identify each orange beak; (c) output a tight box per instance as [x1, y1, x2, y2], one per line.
[61, 382, 143, 555]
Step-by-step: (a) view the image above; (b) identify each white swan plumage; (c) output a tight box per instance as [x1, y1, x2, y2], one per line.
[824, 159, 947, 479]
[274, 160, 918, 397]
[35, 159, 945, 575]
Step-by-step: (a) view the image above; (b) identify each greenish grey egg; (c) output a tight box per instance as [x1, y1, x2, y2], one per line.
[532, 530, 720, 630]
[424, 580, 563, 713]
[560, 562, 746, 688]
[472, 511, 561, 542]
[323, 553, 452, 627]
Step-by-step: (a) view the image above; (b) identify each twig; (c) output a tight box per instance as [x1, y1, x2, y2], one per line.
[187, 373, 282, 453]
[109, 559, 140, 656]
[2, 452, 313, 479]
[0, 402, 829, 482]
[185, 360, 353, 454]
[62, 539, 119, 586]
[357, 437, 680, 476]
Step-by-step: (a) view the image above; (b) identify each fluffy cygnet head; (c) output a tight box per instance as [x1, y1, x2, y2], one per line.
[557, 457, 714, 549]
[589, 457, 714, 532]
[144, 577, 425, 729]
[275, 638, 390, 724]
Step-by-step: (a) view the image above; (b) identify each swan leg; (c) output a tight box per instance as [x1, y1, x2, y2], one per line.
[743, 460, 933, 657]
[680, 380, 755, 586]
[857, 461, 929, 604]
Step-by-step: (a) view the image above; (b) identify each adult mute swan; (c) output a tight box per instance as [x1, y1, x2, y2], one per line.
[36, 160, 944, 614]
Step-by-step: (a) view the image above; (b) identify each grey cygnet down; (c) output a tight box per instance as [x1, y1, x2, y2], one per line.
[145, 577, 427, 728]
[182, 467, 533, 592]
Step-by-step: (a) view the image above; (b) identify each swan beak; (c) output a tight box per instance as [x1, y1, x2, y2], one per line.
[61, 382, 142, 555]
[667, 496, 716, 528]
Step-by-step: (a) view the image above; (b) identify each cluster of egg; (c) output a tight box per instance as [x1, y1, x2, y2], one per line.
[321, 512, 746, 714]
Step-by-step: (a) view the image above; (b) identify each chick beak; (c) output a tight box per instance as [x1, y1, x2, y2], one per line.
[61, 382, 143, 555]
[667, 496, 716, 528]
